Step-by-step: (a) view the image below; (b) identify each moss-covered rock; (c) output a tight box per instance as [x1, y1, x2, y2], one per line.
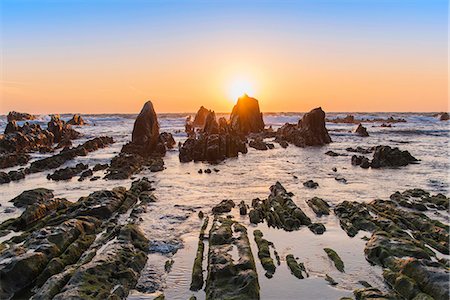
[190, 217, 209, 291]
[324, 248, 345, 272]
[306, 197, 330, 216]
[253, 230, 276, 278]
[250, 182, 311, 231]
[286, 254, 308, 279]
[205, 217, 259, 300]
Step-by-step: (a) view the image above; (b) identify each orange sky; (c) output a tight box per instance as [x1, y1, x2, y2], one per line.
[1, 1, 448, 114]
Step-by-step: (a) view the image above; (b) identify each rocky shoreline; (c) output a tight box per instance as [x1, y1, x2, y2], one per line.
[0, 101, 448, 300]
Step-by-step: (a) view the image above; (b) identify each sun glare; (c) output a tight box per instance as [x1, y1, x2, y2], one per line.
[228, 77, 256, 102]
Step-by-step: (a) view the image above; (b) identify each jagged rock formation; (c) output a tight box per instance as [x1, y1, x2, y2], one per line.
[276, 107, 332, 147]
[130, 101, 161, 155]
[351, 145, 418, 169]
[192, 106, 210, 128]
[0, 136, 113, 184]
[0, 178, 154, 299]
[249, 182, 312, 231]
[229, 94, 265, 134]
[179, 110, 247, 163]
[67, 114, 86, 125]
[1, 122, 55, 154]
[47, 115, 81, 143]
[333, 190, 449, 300]
[354, 123, 369, 137]
[106, 101, 170, 179]
[7, 111, 36, 122]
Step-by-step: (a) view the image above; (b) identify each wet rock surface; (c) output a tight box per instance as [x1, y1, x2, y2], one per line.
[0, 152, 30, 169]
[29, 136, 114, 174]
[303, 179, 319, 189]
[351, 145, 418, 169]
[249, 182, 312, 230]
[205, 217, 260, 300]
[306, 197, 330, 216]
[333, 189, 449, 299]
[253, 230, 276, 278]
[0, 178, 154, 299]
[47, 163, 89, 181]
[275, 107, 332, 147]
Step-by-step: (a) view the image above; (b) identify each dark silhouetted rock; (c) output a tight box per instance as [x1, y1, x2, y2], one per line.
[326, 115, 356, 124]
[67, 114, 86, 125]
[47, 115, 80, 143]
[439, 112, 449, 121]
[29, 136, 113, 174]
[0, 152, 30, 169]
[1, 122, 55, 154]
[354, 123, 369, 137]
[249, 138, 268, 150]
[131, 101, 160, 153]
[192, 106, 210, 128]
[159, 132, 176, 149]
[303, 180, 319, 189]
[179, 110, 247, 163]
[371, 145, 418, 168]
[7, 111, 35, 122]
[212, 199, 235, 214]
[276, 107, 331, 147]
[229, 94, 265, 134]
[47, 163, 88, 181]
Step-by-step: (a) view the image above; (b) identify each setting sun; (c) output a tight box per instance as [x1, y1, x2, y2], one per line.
[228, 77, 256, 102]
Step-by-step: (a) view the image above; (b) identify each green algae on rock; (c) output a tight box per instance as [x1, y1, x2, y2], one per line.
[205, 217, 260, 300]
[190, 216, 209, 291]
[253, 229, 276, 278]
[324, 248, 345, 272]
[0, 178, 154, 300]
[286, 254, 308, 279]
[306, 197, 330, 216]
[249, 182, 311, 231]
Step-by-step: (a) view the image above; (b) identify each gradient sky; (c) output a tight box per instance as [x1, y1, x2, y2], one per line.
[0, 0, 448, 114]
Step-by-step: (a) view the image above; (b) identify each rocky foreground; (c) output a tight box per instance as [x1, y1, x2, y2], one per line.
[180, 185, 449, 300]
[0, 178, 155, 299]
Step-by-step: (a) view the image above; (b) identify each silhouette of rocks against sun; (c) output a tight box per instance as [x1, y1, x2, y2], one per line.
[229, 94, 265, 135]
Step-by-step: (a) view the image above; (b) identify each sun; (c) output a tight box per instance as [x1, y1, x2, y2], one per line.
[228, 77, 256, 102]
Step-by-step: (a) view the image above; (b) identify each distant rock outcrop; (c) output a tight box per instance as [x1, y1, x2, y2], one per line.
[327, 115, 406, 124]
[276, 107, 332, 147]
[229, 94, 265, 134]
[439, 112, 449, 121]
[354, 123, 369, 137]
[47, 115, 81, 143]
[7, 111, 36, 122]
[67, 114, 86, 125]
